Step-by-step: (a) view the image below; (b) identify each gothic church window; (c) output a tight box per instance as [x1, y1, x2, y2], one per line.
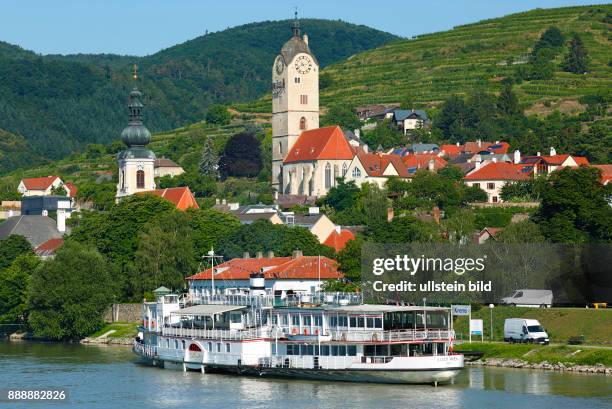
[325, 163, 332, 189]
[342, 163, 348, 176]
[137, 170, 145, 189]
[352, 167, 362, 178]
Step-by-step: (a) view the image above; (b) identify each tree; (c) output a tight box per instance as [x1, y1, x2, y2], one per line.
[205, 104, 231, 125]
[361, 183, 388, 225]
[132, 212, 197, 297]
[362, 118, 405, 149]
[319, 72, 333, 89]
[532, 26, 565, 56]
[535, 167, 612, 243]
[529, 48, 555, 80]
[0, 254, 39, 324]
[320, 179, 361, 212]
[368, 216, 439, 244]
[28, 242, 115, 340]
[50, 184, 67, 196]
[0, 235, 32, 270]
[497, 220, 545, 243]
[219, 132, 262, 178]
[199, 136, 219, 178]
[320, 104, 361, 131]
[186, 208, 241, 260]
[336, 238, 362, 282]
[76, 182, 116, 211]
[442, 209, 475, 243]
[500, 179, 545, 202]
[497, 83, 521, 117]
[563, 34, 589, 74]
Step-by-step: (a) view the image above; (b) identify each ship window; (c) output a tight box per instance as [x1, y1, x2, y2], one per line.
[321, 345, 330, 356]
[366, 317, 374, 328]
[174, 340, 178, 349]
[374, 317, 382, 328]
[292, 315, 300, 326]
[136, 170, 145, 189]
[271, 343, 276, 354]
[302, 316, 311, 326]
[331, 345, 339, 356]
[329, 316, 337, 327]
[302, 345, 314, 355]
[208, 342, 212, 351]
[338, 316, 348, 327]
[226, 343, 231, 353]
[281, 315, 288, 326]
[217, 343, 221, 352]
[287, 344, 298, 355]
[313, 316, 322, 326]
[272, 315, 278, 325]
[348, 345, 357, 356]
[338, 345, 347, 356]
[166, 339, 169, 348]
[349, 316, 357, 328]
[181, 340, 185, 350]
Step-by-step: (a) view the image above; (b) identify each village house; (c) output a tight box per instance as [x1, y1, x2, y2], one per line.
[463, 161, 533, 203]
[391, 109, 430, 134]
[344, 152, 410, 188]
[17, 176, 76, 198]
[520, 147, 589, 176]
[402, 153, 447, 174]
[186, 250, 343, 296]
[593, 164, 612, 185]
[34, 237, 65, 260]
[137, 187, 199, 210]
[154, 158, 185, 178]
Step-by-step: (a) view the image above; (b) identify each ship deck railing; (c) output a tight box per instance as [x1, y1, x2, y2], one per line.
[257, 355, 390, 370]
[162, 326, 271, 340]
[329, 329, 455, 343]
[133, 340, 157, 358]
[184, 292, 363, 308]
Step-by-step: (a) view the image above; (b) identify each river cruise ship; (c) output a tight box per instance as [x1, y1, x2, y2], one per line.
[133, 279, 463, 385]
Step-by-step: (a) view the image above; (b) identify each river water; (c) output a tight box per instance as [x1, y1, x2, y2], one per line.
[1, 341, 610, 409]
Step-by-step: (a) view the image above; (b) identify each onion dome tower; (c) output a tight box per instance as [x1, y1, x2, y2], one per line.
[116, 65, 156, 199]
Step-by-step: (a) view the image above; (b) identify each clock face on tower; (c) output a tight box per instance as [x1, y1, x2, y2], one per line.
[275, 58, 284, 75]
[294, 55, 312, 74]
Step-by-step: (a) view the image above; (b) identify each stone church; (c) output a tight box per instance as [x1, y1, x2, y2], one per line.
[272, 17, 354, 197]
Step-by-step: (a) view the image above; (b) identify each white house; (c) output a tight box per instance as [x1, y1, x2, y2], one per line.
[345, 152, 410, 188]
[18, 176, 64, 197]
[463, 161, 533, 203]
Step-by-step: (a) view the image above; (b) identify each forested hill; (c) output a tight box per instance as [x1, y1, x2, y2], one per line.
[0, 19, 397, 173]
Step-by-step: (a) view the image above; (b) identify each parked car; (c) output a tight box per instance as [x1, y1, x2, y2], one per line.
[504, 318, 549, 345]
[501, 289, 553, 308]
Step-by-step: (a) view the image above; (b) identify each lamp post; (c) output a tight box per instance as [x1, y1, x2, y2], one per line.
[489, 303, 495, 341]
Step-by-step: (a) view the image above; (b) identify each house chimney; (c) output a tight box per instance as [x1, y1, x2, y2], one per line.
[477, 139, 482, 148]
[428, 159, 435, 171]
[537, 151, 541, 157]
[550, 146, 556, 156]
[57, 209, 66, 233]
[495, 140, 499, 144]
[492, 157, 497, 163]
[354, 129, 360, 139]
[292, 249, 303, 259]
[303, 34, 308, 45]
[475, 161, 481, 170]
[308, 206, 319, 215]
[456, 142, 460, 146]
[243, 251, 250, 259]
[256, 251, 263, 259]
[267, 251, 274, 258]
[387, 207, 394, 222]
[513, 150, 521, 164]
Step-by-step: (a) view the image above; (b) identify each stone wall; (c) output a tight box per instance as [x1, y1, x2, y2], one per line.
[103, 303, 142, 323]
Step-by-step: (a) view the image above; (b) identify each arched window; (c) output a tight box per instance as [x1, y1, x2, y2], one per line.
[325, 163, 332, 189]
[278, 142, 283, 155]
[342, 163, 348, 176]
[352, 167, 362, 178]
[299, 117, 307, 130]
[136, 170, 145, 189]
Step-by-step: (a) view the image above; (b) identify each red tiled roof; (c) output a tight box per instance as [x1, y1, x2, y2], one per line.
[440, 144, 462, 158]
[139, 187, 199, 210]
[20, 176, 60, 190]
[357, 153, 410, 177]
[64, 182, 77, 197]
[186, 256, 343, 281]
[402, 154, 447, 171]
[487, 142, 510, 154]
[593, 165, 612, 184]
[284, 126, 355, 164]
[539, 154, 589, 166]
[464, 162, 532, 181]
[323, 229, 355, 252]
[34, 238, 64, 256]
[464, 141, 493, 154]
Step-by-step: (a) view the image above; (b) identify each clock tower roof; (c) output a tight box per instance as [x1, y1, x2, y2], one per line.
[280, 17, 317, 65]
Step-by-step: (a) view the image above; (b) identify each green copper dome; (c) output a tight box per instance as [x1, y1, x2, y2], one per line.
[121, 87, 152, 147]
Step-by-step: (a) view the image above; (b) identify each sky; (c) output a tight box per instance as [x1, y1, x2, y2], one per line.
[0, 0, 609, 56]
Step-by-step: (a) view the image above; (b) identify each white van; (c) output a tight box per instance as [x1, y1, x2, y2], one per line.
[504, 318, 549, 344]
[501, 289, 553, 308]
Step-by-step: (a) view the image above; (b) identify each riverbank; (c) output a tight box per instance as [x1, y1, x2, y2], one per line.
[458, 342, 612, 374]
[80, 322, 139, 345]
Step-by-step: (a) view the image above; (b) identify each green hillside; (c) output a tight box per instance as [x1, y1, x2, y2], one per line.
[241, 5, 611, 112]
[0, 19, 397, 173]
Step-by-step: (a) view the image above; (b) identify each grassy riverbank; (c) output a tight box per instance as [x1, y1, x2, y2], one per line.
[456, 342, 612, 367]
[89, 322, 140, 339]
[452, 306, 611, 345]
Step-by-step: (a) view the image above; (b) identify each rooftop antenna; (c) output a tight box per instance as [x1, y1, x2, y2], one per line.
[132, 64, 139, 81]
[292, 6, 300, 37]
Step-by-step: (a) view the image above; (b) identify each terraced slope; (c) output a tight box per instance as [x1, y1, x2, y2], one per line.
[241, 5, 611, 112]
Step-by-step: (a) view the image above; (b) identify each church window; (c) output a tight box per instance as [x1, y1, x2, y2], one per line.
[325, 163, 332, 189]
[299, 117, 307, 130]
[137, 170, 145, 189]
[342, 163, 348, 176]
[352, 167, 362, 178]
[300, 95, 308, 104]
[278, 142, 283, 155]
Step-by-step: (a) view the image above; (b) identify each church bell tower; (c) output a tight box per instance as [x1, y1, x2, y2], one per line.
[271, 13, 320, 191]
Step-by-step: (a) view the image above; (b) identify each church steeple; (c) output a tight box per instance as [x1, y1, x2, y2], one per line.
[121, 65, 151, 148]
[291, 9, 300, 37]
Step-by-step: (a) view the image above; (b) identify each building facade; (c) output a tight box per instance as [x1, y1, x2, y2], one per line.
[272, 17, 320, 192]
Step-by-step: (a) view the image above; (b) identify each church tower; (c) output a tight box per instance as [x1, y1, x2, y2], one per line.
[271, 14, 319, 191]
[116, 70, 156, 199]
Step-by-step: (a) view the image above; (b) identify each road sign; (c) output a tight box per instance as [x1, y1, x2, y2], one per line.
[451, 305, 471, 316]
[470, 319, 483, 335]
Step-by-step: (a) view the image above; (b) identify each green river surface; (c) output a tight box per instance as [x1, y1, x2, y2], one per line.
[0, 341, 610, 409]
